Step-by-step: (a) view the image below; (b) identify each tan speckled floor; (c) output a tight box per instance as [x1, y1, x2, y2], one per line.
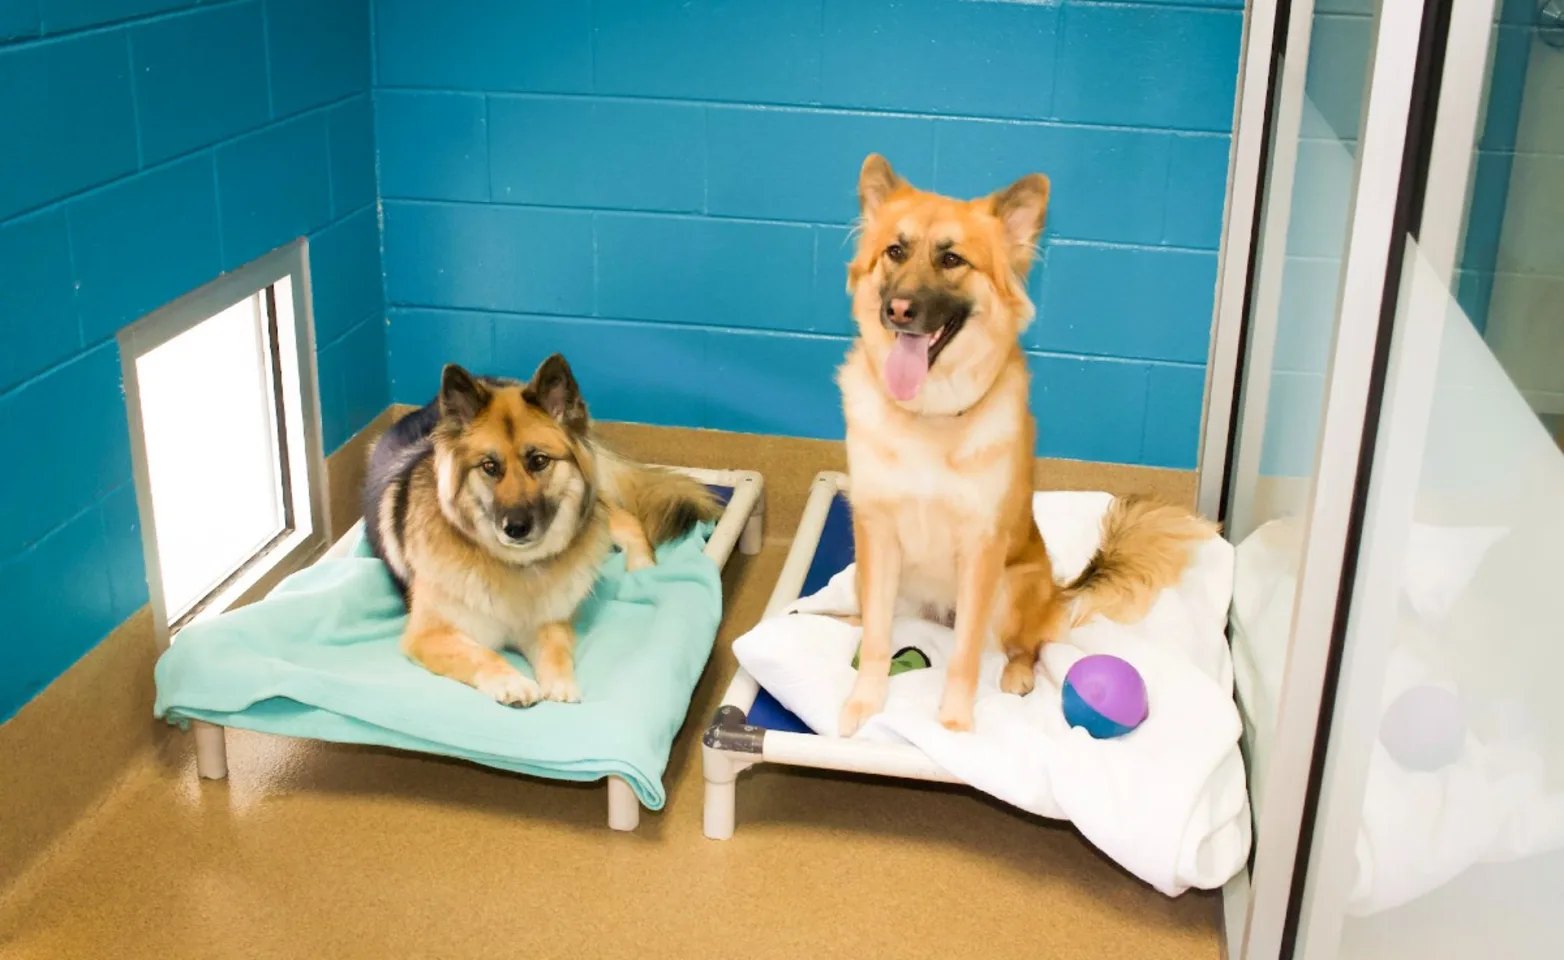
[0, 434, 1221, 960]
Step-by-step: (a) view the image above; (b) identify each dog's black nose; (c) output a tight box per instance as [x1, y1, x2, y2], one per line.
[884, 297, 917, 326]
[502, 515, 534, 541]
[881, 289, 972, 337]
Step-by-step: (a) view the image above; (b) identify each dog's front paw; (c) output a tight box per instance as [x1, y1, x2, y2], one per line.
[1000, 659, 1037, 696]
[538, 674, 582, 704]
[477, 671, 542, 708]
[838, 680, 887, 737]
[938, 695, 974, 733]
[838, 697, 879, 738]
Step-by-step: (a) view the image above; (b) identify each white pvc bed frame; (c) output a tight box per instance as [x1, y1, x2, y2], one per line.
[189, 466, 765, 833]
[702, 471, 962, 840]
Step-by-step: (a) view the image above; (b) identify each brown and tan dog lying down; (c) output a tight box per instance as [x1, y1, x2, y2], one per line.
[362, 355, 721, 708]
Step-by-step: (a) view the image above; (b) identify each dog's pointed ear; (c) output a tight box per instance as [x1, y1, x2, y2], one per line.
[526, 353, 589, 434]
[989, 172, 1050, 271]
[858, 154, 907, 218]
[439, 364, 489, 423]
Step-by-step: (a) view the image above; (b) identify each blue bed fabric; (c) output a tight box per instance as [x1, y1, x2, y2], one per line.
[744, 491, 853, 735]
[153, 515, 723, 809]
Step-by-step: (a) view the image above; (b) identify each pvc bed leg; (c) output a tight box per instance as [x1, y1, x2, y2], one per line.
[740, 510, 764, 556]
[193, 721, 228, 780]
[702, 746, 756, 840]
[607, 776, 640, 832]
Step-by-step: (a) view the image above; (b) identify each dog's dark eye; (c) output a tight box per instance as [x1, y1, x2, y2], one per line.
[479, 458, 501, 478]
[885, 243, 907, 263]
[940, 251, 967, 270]
[525, 452, 551, 474]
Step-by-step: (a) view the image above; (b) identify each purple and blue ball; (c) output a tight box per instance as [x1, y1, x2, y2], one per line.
[1379, 685, 1466, 772]
[1062, 654, 1148, 739]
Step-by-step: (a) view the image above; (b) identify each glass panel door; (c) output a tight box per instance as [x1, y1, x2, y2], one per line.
[1214, 0, 1435, 954]
[1225, 0, 1382, 827]
[1294, 0, 1564, 954]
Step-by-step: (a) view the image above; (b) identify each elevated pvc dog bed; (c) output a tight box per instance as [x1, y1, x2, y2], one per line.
[156, 467, 763, 832]
[703, 471, 1251, 896]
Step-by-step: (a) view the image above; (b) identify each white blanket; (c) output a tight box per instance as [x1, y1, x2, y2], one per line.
[732, 491, 1251, 896]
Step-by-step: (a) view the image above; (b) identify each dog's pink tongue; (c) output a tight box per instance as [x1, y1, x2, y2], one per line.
[885, 333, 932, 401]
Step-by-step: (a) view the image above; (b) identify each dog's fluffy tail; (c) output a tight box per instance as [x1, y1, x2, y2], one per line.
[1063, 496, 1220, 627]
[594, 445, 723, 546]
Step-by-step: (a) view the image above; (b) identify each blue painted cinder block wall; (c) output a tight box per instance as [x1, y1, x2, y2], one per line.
[0, 0, 386, 722]
[375, 0, 1243, 469]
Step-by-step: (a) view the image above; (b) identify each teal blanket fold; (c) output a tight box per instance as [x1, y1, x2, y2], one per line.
[153, 524, 721, 810]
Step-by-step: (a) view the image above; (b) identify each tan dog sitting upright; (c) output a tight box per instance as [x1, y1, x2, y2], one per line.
[837, 155, 1216, 735]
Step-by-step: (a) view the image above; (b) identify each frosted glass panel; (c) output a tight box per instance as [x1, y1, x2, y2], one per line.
[1297, 11, 1564, 955]
[1302, 236, 1564, 960]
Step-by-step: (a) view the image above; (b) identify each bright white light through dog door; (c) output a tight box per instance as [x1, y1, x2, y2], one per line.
[137, 293, 287, 618]
[119, 241, 327, 643]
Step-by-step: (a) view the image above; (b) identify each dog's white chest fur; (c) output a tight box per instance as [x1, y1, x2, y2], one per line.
[840, 351, 1019, 610]
[419, 522, 610, 652]
[440, 563, 599, 650]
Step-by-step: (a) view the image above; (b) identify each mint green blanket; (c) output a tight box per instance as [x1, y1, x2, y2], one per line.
[153, 525, 721, 809]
